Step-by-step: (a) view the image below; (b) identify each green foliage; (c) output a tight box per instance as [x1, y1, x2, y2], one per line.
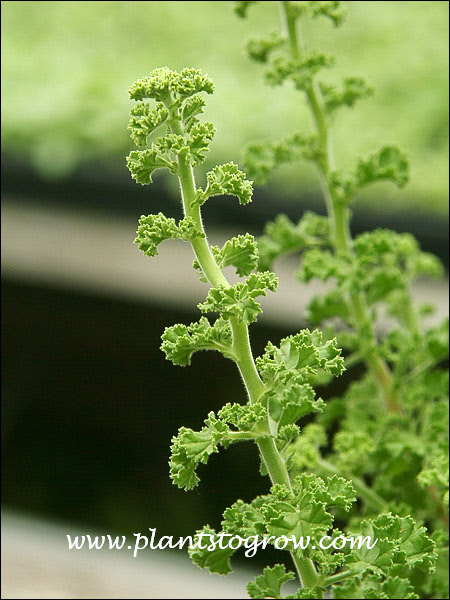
[256, 212, 330, 270]
[320, 77, 374, 114]
[134, 213, 203, 256]
[244, 134, 321, 184]
[169, 413, 230, 490]
[247, 564, 295, 599]
[213, 234, 259, 277]
[247, 32, 284, 63]
[126, 67, 217, 185]
[355, 145, 410, 189]
[128, 67, 214, 103]
[161, 316, 233, 366]
[128, 102, 169, 147]
[125, 2, 449, 595]
[189, 526, 236, 574]
[265, 53, 334, 90]
[296, 228, 444, 326]
[234, 1, 259, 18]
[196, 162, 253, 206]
[198, 272, 278, 324]
[333, 575, 419, 599]
[344, 513, 437, 576]
[256, 329, 345, 387]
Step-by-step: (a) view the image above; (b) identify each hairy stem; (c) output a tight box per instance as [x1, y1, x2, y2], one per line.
[323, 569, 353, 587]
[280, 0, 401, 414]
[172, 119, 317, 588]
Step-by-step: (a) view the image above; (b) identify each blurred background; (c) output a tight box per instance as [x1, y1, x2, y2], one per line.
[1, 1, 449, 598]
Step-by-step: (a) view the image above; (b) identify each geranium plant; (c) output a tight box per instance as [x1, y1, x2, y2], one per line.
[125, 3, 448, 598]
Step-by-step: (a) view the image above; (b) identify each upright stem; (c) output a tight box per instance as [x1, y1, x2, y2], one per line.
[172, 119, 320, 590]
[280, 0, 401, 414]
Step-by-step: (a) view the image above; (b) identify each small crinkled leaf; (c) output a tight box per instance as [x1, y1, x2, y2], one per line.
[345, 513, 437, 577]
[297, 248, 350, 283]
[246, 271, 278, 295]
[214, 234, 259, 277]
[177, 216, 205, 242]
[418, 449, 449, 511]
[269, 380, 324, 429]
[247, 32, 284, 63]
[344, 534, 397, 578]
[176, 67, 215, 100]
[334, 574, 419, 599]
[355, 228, 416, 259]
[169, 412, 230, 490]
[389, 515, 438, 573]
[266, 481, 333, 543]
[293, 473, 356, 513]
[309, 542, 346, 578]
[181, 94, 206, 131]
[129, 67, 180, 102]
[199, 272, 278, 324]
[158, 132, 187, 155]
[198, 162, 253, 205]
[199, 285, 262, 324]
[376, 576, 420, 599]
[289, 423, 326, 471]
[222, 478, 336, 545]
[129, 67, 213, 105]
[126, 147, 175, 184]
[186, 121, 216, 165]
[306, 289, 350, 325]
[129, 67, 213, 107]
[161, 316, 233, 366]
[257, 329, 344, 387]
[333, 430, 376, 476]
[247, 564, 295, 600]
[309, 1, 347, 26]
[323, 475, 356, 512]
[243, 134, 321, 184]
[277, 424, 301, 449]
[234, 0, 259, 18]
[218, 402, 267, 431]
[320, 77, 373, 114]
[134, 213, 203, 257]
[128, 102, 169, 147]
[257, 211, 329, 270]
[134, 212, 179, 257]
[355, 145, 409, 189]
[266, 52, 334, 90]
[188, 526, 235, 575]
[353, 229, 444, 306]
[222, 498, 267, 537]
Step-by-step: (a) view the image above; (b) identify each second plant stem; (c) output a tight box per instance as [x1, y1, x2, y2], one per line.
[280, 0, 401, 414]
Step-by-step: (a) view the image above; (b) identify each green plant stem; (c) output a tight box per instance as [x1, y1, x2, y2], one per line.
[280, 0, 401, 414]
[172, 122, 320, 591]
[323, 569, 352, 586]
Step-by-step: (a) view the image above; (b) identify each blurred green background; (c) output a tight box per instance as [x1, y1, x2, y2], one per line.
[1, 0, 449, 213]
